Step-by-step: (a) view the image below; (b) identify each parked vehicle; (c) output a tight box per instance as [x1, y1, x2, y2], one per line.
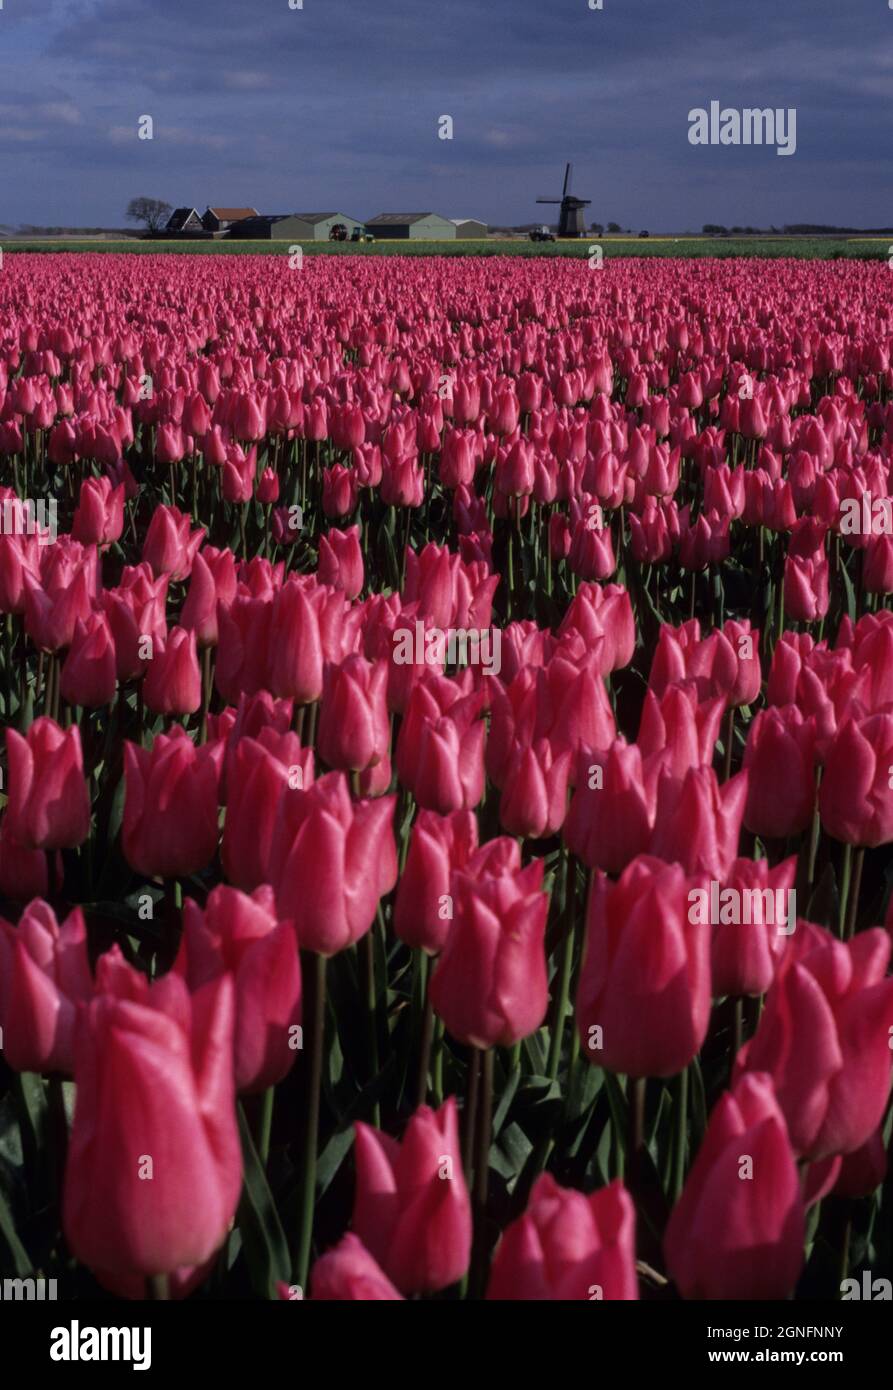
[529, 225, 556, 242]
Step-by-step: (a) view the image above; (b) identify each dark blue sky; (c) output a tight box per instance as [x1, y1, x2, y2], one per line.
[2, 0, 892, 229]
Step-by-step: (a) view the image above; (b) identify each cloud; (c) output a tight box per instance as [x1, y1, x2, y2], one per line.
[108, 123, 228, 151]
[38, 102, 82, 125]
[222, 72, 269, 92]
[0, 129, 44, 145]
[3, 0, 893, 227]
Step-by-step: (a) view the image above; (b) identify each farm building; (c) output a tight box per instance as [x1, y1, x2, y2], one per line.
[202, 206, 259, 233]
[451, 218, 488, 238]
[232, 212, 364, 241]
[165, 207, 204, 233]
[365, 213, 456, 240]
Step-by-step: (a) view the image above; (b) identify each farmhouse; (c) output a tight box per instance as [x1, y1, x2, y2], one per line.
[451, 218, 488, 238]
[165, 207, 204, 233]
[201, 206, 259, 233]
[365, 212, 456, 240]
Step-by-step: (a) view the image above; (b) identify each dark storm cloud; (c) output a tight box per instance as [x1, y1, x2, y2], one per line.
[2, 0, 892, 228]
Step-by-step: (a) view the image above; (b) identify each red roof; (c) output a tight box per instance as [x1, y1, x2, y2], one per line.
[206, 207, 258, 221]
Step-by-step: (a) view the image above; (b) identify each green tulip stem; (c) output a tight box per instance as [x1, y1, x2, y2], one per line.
[48, 1076, 68, 1208]
[431, 1018, 445, 1107]
[475, 1048, 493, 1209]
[837, 842, 853, 940]
[147, 1274, 170, 1300]
[402, 508, 411, 588]
[805, 789, 822, 894]
[546, 850, 576, 1082]
[671, 1067, 689, 1203]
[362, 928, 381, 1128]
[470, 1047, 494, 1299]
[723, 706, 735, 783]
[161, 879, 182, 974]
[507, 515, 515, 620]
[733, 997, 744, 1065]
[257, 1086, 274, 1168]
[845, 847, 864, 941]
[630, 1075, 646, 1161]
[414, 953, 435, 1109]
[462, 1048, 480, 1187]
[296, 952, 326, 1290]
[839, 1216, 852, 1287]
[775, 572, 785, 648]
[199, 645, 213, 743]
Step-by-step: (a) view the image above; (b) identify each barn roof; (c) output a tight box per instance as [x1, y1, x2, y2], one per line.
[366, 212, 447, 225]
[237, 214, 290, 224]
[235, 212, 360, 229]
[206, 207, 258, 221]
[166, 207, 201, 230]
[289, 212, 358, 224]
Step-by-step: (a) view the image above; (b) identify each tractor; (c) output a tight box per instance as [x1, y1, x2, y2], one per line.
[529, 225, 556, 243]
[350, 226, 375, 243]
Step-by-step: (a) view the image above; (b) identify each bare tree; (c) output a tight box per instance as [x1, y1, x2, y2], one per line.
[125, 197, 173, 233]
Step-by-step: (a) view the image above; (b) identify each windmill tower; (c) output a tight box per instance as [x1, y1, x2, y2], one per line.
[536, 162, 591, 237]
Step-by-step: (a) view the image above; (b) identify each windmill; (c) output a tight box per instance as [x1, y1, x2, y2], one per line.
[536, 162, 591, 237]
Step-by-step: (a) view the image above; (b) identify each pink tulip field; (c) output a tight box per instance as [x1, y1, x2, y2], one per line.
[2, 249, 893, 1311]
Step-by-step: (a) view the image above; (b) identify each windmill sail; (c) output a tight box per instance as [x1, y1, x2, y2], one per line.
[534, 163, 591, 237]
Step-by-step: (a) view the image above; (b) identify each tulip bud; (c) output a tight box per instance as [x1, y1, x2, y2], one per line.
[5, 718, 91, 850]
[352, 1098, 471, 1294]
[63, 968, 241, 1295]
[393, 809, 478, 954]
[664, 1073, 805, 1300]
[743, 705, 817, 840]
[576, 857, 712, 1078]
[310, 1234, 404, 1300]
[318, 525, 364, 600]
[60, 611, 117, 709]
[710, 856, 797, 998]
[222, 729, 313, 890]
[429, 838, 549, 1048]
[142, 505, 204, 581]
[499, 738, 571, 839]
[487, 1175, 638, 1300]
[564, 739, 653, 873]
[649, 765, 748, 879]
[735, 924, 893, 1158]
[142, 626, 202, 717]
[175, 885, 301, 1094]
[122, 729, 222, 879]
[317, 654, 390, 773]
[0, 901, 92, 1074]
[268, 771, 397, 956]
[819, 711, 893, 847]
